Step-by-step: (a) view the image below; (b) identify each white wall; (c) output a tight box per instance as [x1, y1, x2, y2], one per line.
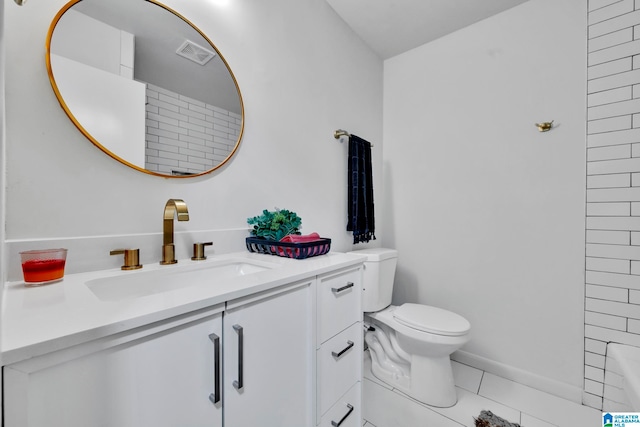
[51, 9, 124, 76]
[383, 0, 587, 401]
[50, 54, 147, 168]
[3, 0, 383, 276]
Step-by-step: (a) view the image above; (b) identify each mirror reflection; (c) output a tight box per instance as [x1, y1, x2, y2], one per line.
[47, 0, 244, 177]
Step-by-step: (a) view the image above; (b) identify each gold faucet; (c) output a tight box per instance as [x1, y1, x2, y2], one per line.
[161, 199, 189, 265]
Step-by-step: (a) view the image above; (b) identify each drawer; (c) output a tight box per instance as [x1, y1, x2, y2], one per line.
[317, 267, 361, 344]
[317, 322, 362, 416]
[319, 382, 361, 427]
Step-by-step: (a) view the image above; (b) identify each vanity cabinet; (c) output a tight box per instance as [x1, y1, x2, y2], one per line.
[316, 266, 363, 427]
[3, 279, 314, 427]
[4, 306, 225, 427]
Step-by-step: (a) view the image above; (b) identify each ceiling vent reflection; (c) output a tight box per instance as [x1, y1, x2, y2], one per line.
[176, 40, 216, 66]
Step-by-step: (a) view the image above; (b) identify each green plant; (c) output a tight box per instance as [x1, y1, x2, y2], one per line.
[247, 208, 302, 241]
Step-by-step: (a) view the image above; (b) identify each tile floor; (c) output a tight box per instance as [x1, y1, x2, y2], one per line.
[362, 351, 602, 427]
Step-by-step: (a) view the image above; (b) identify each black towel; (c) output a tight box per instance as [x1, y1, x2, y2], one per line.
[347, 134, 376, 244]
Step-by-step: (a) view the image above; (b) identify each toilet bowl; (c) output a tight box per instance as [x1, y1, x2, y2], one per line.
[349, 248, 471, 408]
[365, 304, 470, 407]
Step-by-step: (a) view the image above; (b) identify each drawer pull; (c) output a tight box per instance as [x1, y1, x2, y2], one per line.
[208, 332, 221, 405]
[332, 340, 354, 359]
[331, 403, 354, 427]
[331, 282, 354, 294]
[232, 324, 244, 391]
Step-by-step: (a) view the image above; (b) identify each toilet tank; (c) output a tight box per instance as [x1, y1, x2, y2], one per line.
[348, 248, 398, 312]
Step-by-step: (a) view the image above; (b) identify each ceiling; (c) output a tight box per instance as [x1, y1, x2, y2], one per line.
[325, 0, 530, 59]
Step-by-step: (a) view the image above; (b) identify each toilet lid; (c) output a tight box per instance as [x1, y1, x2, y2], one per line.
[393, 303, 470, 336]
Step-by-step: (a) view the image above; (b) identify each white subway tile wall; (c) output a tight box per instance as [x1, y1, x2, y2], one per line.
[586, 0, 640, 411]
[603, 352, 634, 410]
[144, 83, 241, 175]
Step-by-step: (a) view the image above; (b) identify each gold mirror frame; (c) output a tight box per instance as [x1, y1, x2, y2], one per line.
[45, 0, 244, 178]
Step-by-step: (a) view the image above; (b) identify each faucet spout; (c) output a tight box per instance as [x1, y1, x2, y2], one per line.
[161, 199, 189, 264]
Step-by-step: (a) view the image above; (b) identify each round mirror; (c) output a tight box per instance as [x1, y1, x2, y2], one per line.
[46, 0, 244, 178]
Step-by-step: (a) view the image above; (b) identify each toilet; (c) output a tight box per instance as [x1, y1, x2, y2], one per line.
[349, 248, 471, 408]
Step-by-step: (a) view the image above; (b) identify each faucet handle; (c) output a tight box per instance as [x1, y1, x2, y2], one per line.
[192, 242, 213, 261]
[110, 249, 143, 270]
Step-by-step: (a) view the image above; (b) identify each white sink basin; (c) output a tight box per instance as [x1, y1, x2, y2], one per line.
[86, 258, 278, 302]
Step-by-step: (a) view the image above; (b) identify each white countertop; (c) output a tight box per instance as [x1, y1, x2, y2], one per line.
[2, 251, 365, 365]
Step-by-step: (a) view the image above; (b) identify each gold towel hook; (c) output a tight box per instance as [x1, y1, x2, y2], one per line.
[535, 121, 554, 132]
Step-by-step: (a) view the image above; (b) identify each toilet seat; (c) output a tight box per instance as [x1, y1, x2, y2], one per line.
[393, 303, 470, 337]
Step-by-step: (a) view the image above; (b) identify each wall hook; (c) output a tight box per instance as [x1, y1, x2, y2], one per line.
[535, 121, 554, 132]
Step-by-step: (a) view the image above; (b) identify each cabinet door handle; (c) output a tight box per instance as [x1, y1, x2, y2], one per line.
[331, 282, 354, 294]
[208, 333, 221, 405]
[331, 403, 354, 427]
[332, 340, 354, 359]
[232, 324, 244, 391]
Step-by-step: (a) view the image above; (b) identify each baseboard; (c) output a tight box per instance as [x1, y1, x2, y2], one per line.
[452, 350, 584, 405]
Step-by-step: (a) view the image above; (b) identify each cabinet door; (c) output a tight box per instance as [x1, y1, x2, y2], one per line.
[4, 312, 223, 427]
[223, 280, 314, 427]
